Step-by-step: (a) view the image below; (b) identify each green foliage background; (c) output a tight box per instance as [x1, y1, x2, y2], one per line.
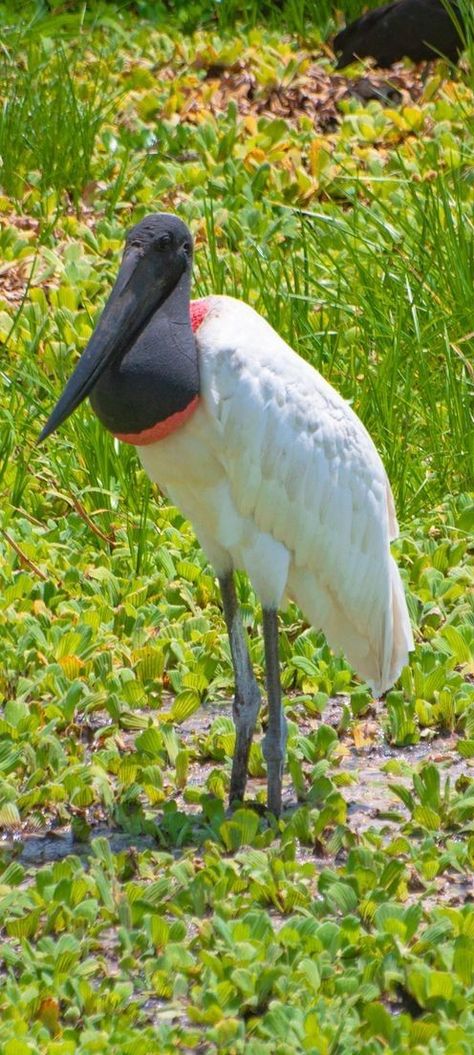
[0, 1, 472, 1052]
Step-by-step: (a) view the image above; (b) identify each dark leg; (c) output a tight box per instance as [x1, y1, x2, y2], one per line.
[219, 573, 262, 806]
[261, 608, 287, 816]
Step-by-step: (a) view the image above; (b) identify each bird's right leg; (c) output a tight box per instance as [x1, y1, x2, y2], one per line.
[218, 573, 262, 806]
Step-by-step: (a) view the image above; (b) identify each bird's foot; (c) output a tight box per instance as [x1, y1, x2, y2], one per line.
[225, 797, 268, 818]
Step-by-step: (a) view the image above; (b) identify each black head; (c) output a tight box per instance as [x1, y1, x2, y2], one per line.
[125, 212, 193, 266]
[38, 213, 194, 442]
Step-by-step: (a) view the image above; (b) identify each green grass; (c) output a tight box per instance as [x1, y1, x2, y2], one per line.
[0, 2, 473, 1052]
[0, 38, 115, 209]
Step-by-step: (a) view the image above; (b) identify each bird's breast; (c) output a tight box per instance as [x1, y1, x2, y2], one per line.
[137, 399, 235, 569]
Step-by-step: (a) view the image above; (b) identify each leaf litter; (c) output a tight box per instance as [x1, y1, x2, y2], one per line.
[184, 57, 424, 130]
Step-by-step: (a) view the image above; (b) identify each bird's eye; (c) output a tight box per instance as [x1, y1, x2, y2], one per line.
[155, 233, 172, 251]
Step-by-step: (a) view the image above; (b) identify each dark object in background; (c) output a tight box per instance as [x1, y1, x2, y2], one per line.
[347, 76, 404, 104]
[334, 0, 464, 69]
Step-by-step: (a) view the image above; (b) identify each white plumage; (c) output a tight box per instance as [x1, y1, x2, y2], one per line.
[139, 294, 414, 697]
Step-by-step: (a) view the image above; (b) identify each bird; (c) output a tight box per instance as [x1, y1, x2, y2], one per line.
[39, 213, 414, 816]
[333, 0, 464, 70]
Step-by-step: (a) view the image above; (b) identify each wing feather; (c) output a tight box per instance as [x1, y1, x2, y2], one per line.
[198, 296, 413, 693]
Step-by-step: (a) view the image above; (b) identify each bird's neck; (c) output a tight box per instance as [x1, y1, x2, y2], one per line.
[157, 268, 192, 324]
[89, 275, 206, 446]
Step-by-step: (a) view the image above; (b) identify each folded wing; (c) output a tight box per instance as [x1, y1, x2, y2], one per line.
[199, 296, 413, 695]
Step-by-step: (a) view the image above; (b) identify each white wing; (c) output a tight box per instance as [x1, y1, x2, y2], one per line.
[198, 296, 413, 696]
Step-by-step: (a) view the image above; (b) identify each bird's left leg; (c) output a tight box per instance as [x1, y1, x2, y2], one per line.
[218, 573, 262, 806]
[261, 608, 287, 817]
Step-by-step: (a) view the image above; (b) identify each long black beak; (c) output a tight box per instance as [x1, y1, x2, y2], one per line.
[38, 247, 171, 443]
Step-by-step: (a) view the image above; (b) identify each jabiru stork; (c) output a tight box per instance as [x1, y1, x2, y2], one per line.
[39, 213, 413, 816]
